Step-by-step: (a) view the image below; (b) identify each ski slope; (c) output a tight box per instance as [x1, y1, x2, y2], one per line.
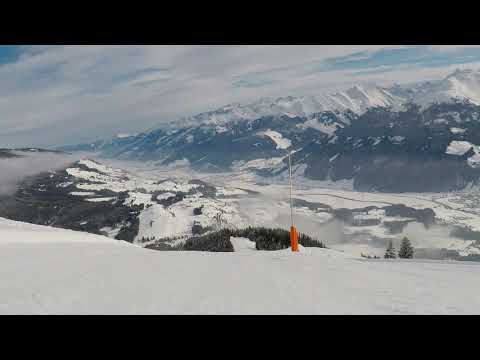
[1, 218, 480, 314]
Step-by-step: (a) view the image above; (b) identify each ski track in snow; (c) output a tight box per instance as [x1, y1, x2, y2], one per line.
[1, 218, 480, 314]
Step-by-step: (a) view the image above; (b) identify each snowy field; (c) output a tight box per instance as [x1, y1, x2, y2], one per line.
[1, 218, 480, 315]
[98, 159, 480, 256]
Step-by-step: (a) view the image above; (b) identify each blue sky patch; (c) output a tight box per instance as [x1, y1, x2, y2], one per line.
[232, 77, 276, 88]
[317, 46, 480, 73]
[0, 45, 21, 65]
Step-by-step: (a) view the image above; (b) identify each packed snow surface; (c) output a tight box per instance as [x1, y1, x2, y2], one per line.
[1, 217, 480, 315]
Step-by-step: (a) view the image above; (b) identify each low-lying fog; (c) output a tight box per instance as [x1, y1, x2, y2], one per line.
[0, 151, 83, 195]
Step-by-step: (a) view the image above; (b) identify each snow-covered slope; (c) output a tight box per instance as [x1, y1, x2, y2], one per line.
[0, 217, 128, 245]
[1, 217, 480, 314]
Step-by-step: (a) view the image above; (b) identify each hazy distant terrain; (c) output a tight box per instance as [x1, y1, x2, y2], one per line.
[1, 153, 480, 259]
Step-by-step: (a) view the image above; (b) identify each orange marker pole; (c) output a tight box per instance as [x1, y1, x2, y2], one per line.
[290, 226, 298, 252]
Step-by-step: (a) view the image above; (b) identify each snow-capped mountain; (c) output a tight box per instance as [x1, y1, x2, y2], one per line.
[170, 84, 403, 128]
[60, 69, 480, 192]
[167, 69, 480, 128]
[390, 68, 480, 106]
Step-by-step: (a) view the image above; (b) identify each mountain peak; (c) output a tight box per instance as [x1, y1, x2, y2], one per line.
[157, 69, 480, 131]
[447, 68, 478, 79]
[170, 85, 403, 128]
[386, 68, 480, 106]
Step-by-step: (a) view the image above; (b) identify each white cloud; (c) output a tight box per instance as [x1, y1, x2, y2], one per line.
[0, 45, 479, 147]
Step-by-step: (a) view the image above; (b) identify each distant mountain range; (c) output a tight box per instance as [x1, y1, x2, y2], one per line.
[61, 69, 480, 192]
[0, 148, 67, 158]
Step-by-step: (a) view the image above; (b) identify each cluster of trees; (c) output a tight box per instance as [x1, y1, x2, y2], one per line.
[231, 226, 325, 250]
[144, 234, 187, 251]
[138, 236, 156, 243]
[180, 226, 325, 252]
[384, 237, 414, 259]
[182, 229, 234, 252]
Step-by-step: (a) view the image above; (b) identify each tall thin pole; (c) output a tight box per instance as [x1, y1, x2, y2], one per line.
[288, 151, 294, 228]
[288, 151, 298, 252]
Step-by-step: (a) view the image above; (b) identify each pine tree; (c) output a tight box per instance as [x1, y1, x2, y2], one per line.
[384, 240, 396, 259]
[398, 237, 414, 259]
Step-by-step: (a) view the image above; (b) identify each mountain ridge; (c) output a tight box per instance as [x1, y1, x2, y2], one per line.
[59, 69, 480, 192]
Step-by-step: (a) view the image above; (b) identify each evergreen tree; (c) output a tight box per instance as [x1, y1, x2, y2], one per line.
[384, 240, 396, 259]
[398, 237, 414, 259]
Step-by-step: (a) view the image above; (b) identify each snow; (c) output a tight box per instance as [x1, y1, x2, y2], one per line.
[295, 193, 388, 209]
[78, 159, 114, 174]
[232, 157, 285, 171]
[69, 192, 96, 196]
[2, 217, 480, 314]
[300, 118, 339, 135]
[389, 136, 405, 144]
[445, 69, 480, 105]
[170, 84, 403, 129]
[215, 126, 228, 134]
[86, 159, 480, 252]
[372, 137, 382, 146]
[124, 192, 155, 207]
[100, 226, 122, 238]
[446, 140, 474, 155]
[136, 203, 193, 241]
[57, 181, 73, 188]
[0, 217, 124, 245]
[259, 130, 291, 150]
[156, 192, 176, 201]
[215, 187, 248, 197]
[468, 153, 480, 168]
[41, 158, 480, 257]
[230, 237, 256, 252]
[446, 140, 480, 168]
[116, 133, 137, 139]
[329, 154, 340, 162]
[328, 135, 338, 144]
[86, 197, 115, 202]
[390, 68, 480, 107]
[450, 127, 467, 134]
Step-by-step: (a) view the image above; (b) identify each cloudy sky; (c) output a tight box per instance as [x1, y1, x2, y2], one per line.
[1, 45, 480, 148]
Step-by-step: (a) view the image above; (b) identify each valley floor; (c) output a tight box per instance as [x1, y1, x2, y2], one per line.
[1, 218, 479, 315]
